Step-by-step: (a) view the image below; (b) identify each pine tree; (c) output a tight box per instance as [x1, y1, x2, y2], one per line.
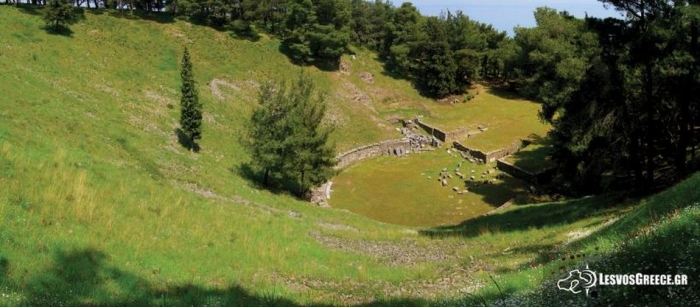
[415, 17, 460, 98]
[284, 0, 317, 63]
[43, 0, 78, 31]
[246, 81, 292, 186]
[245, 73, 336, 197]
[284, 73, 336, 197]
[179, 47, 203, 151]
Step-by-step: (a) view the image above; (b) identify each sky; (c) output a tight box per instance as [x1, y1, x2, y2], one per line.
[409, 0, 623, 35]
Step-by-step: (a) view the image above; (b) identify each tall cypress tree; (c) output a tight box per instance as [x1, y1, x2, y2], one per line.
[179, 47, 203, 151]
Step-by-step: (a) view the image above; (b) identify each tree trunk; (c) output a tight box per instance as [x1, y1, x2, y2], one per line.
[631, 134, 644, 191]
[644, 60, 655, 188]
[263, 168, 270, 187]
[298, 170, 305, 198]
[271, 6, 279, 34]
[693, 129, 696, 160]
[676, 21, 697, 177]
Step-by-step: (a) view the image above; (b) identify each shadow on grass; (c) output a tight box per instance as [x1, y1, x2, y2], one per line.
[234, 162, 270, 190]
[114, 136, 166, 179]
[42, 24, 75, 37]
[231, 30, 262, 42]
[484, 83, 527, 101]
[233, 163, 299, 198]
[9, 247, 446, 307]
[508, 134, 556, 174]
[278, 39, 340, 72]
[106, 9, 175, 24]
[0, 256, 8, 284]
[582, 209, 700, 306]
[419, 194, 631, 239]
[459, 175, 699, 306]
[16, 4, 43, 16]
[174, 128, 200, 153]
[461, 174, 528, 207]
[533, 183, 699, 306]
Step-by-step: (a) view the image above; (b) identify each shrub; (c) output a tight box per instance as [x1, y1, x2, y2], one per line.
[463, 93, 476, 103]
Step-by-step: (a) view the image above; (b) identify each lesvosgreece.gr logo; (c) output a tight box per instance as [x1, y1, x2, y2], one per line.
[557, 265, 597, 296]
[557, 264, 689, 297]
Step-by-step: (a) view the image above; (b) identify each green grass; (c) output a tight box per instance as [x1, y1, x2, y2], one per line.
[332, 150, 525, 227]
[469, 173, 700, 307]
[0, 6, 697, 307]
[418, 86, 551, 151]
[503, 136, 555, 173]
[0, 7, 433, 305]
[329, 87, 550, 227]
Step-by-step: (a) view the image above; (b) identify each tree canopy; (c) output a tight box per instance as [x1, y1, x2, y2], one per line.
[42, 0, 79, 31]
[245, 73, 336, 197]
[511, 1, 700, 194]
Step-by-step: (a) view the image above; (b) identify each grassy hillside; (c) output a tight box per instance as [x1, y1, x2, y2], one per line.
[0, 6, 441, 305]
[0, 6, 697, 307]
[479, 172, 700, 306]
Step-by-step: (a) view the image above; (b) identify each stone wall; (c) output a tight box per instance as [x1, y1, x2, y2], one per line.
[310, 181, 333, 207]
[483, 198, 515, 216]
[415, 118, 481, 143]
[496, 159, 537, 182]
[414, 118, 448, 142]
[452, 142, 488, 162]
[311, 139, 413, 206]
[335, 139, 412, 169]
[444, 128, 473, 142]
[496, 159, 556, 184]
[483, 140, 525, 163]
[453, 140, 525, 164]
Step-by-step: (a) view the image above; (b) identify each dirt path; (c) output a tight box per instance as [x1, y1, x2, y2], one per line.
[209, 78, 241, 100]
[309, 230, 458, 266]
[305, 229, 486, 304]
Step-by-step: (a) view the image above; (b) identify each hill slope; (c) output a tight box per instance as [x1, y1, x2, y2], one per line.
[0, 7, 697, 307]
[0, 7, 442, 305]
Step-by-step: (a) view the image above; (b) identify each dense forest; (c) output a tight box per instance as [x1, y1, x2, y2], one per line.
[516, 1, 700, 195]
[5, 0, 700, 196]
